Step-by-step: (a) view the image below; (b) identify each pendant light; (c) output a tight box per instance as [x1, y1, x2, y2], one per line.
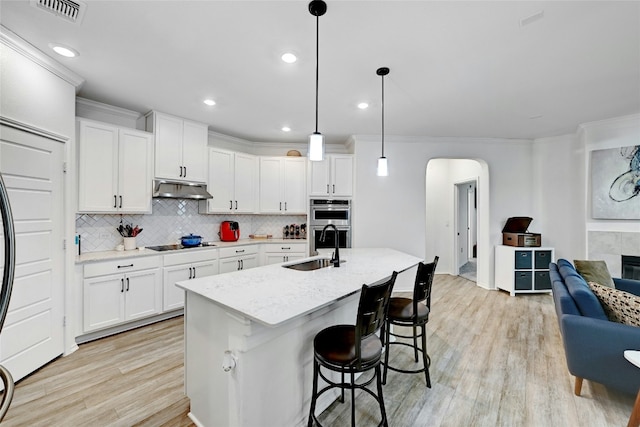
[377, 67, 390, 176]
[308, 0, 327, 161]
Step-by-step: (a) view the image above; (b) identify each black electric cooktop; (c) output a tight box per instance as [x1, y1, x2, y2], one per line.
[147, 242, 217, 252]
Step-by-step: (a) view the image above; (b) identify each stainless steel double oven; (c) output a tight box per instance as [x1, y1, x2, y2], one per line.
[309, 199, 351, 255]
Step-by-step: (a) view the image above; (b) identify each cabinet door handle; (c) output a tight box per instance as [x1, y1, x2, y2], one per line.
[326, 184, 329, 194]
[179, 166, 183, 177]
[332, 184, 335, 193]
[188, 267, 192, 279]
[126, 277, 130, 291]
[282, 247, 290, 250]
[119, 195, 123, 208]
[121, 278, 124, 292]
[193, 267, 196, 278]
[237, 260, 241, 270]
[235, 200, 238, 210]
[240, 259, 244, 270]
[230, 200, 233, 210]
[279, 202, 282, 211]
[117, 264, 134, 269]
[183, 166, 187, 177]
[114, 195, 117, 208]
[284, 202, 287, 211]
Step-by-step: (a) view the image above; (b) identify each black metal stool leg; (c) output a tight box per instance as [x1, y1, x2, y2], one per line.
[413, 324, 419, 362]
[376, 364, 388, 427]
[308, 359, 319, 427]
[421, 324, 431, 388]
[382, 319, 390, 385]
[351, 372, 356, 427]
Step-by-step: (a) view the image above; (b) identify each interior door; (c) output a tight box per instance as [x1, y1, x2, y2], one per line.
[0, 125, 65, 382]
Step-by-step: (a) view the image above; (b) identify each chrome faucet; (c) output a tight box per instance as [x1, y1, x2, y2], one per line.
[320, 224, 340, 267]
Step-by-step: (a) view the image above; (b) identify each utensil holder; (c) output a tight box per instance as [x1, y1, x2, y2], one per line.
[123, 237, 136, 251]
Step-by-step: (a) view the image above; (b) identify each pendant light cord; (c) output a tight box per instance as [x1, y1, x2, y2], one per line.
[315, 14, 320, 134]
[381, 73, 385, 157]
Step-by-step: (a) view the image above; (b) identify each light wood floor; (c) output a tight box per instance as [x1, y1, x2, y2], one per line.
[1, 274, 635, 426]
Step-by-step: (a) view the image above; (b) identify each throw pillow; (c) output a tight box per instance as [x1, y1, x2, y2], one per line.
[574, 259, 616, 289]
[588, 281, 640, 327]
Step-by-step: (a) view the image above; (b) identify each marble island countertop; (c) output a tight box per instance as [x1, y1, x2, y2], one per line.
[75, 238, 307, 264]
[176, 248, 422, 327]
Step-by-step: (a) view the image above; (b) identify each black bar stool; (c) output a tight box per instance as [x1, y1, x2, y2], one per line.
[382, 256, 438, 387]
[307, 272, 397, 427]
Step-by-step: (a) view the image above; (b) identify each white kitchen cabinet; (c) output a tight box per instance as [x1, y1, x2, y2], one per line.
[77, 119, 153, 213]
[199, 148, 257, 214]
[262, 242, 307, 265]
[309, 155, 353, 197]
[495, 245, 555, 296]
[83, 256, 162, 332]
[145, 111, 208, 183]
[259, 157, 307, 214]
[162, 249, 219, 311]
[219, 245, 259, 274]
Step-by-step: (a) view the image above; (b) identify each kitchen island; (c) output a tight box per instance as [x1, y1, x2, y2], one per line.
[176, 248, 422, 427]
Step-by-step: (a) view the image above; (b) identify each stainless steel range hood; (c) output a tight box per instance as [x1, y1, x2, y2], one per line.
[153, 179, 213, 200]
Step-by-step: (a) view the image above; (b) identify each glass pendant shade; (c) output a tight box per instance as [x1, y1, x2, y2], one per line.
[309, 132, 324, 161]
[377, 156, 388, 176]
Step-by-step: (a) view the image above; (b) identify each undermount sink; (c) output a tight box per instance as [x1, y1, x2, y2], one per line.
[283, 258, 346, 271]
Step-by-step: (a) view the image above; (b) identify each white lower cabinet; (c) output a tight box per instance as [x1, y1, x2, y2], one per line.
[262, 242, 307, 265]
[219, 245, 259, 274]
[83, 256, 162, 332]
[162, 249, 219, 311]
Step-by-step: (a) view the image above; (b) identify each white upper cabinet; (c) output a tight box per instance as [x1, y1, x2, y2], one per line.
[200, 148, 257, 214]
[309, 154, 353, 197]
[146, 111, 208, 183]
[77, 119, 153, 213]
[259, 157, 307, 214]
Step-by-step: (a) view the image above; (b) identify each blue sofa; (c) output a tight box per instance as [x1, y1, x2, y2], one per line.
[550, 258, 640, 396]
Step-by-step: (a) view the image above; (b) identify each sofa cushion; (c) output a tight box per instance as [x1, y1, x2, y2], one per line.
[588, 281, 640, 327]
[559, 263, 608, 320]
[574, 260, 616, 288]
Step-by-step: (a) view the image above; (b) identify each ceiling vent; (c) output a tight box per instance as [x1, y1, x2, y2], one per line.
[30, 0, 86, 24]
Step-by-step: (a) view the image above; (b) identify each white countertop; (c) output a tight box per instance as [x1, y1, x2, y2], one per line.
[176, 248, 422, 327]
[75, 238, 307, 263]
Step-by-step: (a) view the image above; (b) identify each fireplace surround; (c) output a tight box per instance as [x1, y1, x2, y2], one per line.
[622, 255, 640, 280]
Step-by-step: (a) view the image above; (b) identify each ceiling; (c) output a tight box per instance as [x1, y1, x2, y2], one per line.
[1, 1, 639, 145]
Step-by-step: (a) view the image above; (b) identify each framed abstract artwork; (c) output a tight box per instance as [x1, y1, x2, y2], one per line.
[591, 145, 640, 219]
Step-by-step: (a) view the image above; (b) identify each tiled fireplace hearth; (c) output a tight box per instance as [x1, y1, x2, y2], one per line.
[588, 231, 640, 277]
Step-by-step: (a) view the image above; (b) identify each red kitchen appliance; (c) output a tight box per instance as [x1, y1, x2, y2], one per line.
[219, 221, 240, 242]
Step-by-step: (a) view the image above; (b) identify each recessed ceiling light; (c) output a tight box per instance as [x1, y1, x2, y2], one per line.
[357, 102, 369, 110]
[281, 53, 297, 64]
[203, 99, 216, 106]
[50, 44, 78, 58]
[282, 126, 291, 132]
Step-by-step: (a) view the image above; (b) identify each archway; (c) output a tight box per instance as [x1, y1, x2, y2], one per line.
[425, 158, 491, 288]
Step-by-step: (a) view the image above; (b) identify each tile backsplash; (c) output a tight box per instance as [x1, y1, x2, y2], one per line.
[76, 199, 307, 253]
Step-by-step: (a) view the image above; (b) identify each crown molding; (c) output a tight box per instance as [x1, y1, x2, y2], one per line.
[351, 134, 532, 145]
[1, 25, 85, 89]
[578, 113, 640, 134]
[76, 97, 143, 121]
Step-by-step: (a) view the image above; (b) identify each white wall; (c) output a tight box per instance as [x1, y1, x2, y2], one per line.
[532, 114, 640, 266]
[532, 133, 584, 260]
[352, 135, 533, 288]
